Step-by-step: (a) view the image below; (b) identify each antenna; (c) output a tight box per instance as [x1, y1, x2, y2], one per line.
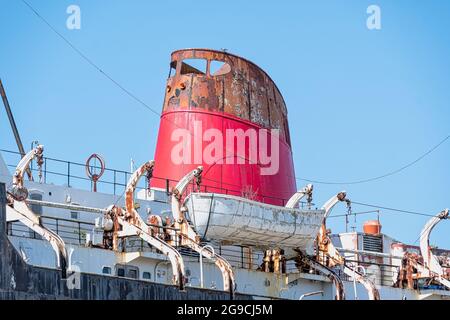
[0, 79, 33, 180]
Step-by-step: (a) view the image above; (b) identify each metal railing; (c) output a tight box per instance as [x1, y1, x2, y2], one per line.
[7, 213, 405, 289]
[7, 215, 169, 255]
[7, 215, 94, 245]
[178, 244, 266, 270]
[336, 260, 399, 287]
[7, 215, 265, 268]
[1, 148, 145, 196]
[1, 148, 313, 207]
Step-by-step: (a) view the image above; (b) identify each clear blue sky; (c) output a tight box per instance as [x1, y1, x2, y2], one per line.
[1, 1, 449, 247]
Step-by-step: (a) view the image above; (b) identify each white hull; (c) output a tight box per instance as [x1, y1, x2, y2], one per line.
[1, 152, 449, 300]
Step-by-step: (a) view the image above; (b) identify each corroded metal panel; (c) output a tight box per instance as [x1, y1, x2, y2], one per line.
[163, 49, 291, 145]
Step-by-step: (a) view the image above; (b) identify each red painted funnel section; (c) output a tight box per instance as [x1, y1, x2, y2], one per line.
[151, 49, 296, 205]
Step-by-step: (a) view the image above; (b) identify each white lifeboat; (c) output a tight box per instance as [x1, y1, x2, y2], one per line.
[184, 192, 324, 255]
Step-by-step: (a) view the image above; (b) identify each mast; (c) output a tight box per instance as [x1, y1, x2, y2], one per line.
[0, 79, 33, 180]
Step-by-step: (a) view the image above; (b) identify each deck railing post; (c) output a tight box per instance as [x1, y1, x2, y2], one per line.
[113, 170, 116, 195]
[44, 159, 47, 183]
[78, 222, 81, 244]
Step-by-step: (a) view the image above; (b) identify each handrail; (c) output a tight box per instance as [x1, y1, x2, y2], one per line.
[1, 148, 302, 205]
[7, 214, 404, 289]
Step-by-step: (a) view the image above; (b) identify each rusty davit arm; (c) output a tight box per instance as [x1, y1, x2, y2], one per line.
[171, 166, 236, 299]
[298, 252, 345, 300]
[318, 191, 380, 300]
[6, 145, 68, 277]
[9, 145, 44, 201]
[317, 192, 350, 267]
[418, 208, 450, 289]
[285, 184, 313, 209]
[111, 160, 186, 290]
[342, 265, 380, 300]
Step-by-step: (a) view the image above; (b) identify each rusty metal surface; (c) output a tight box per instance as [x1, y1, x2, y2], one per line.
[5, 146, 68, 277]
[298, 253, 345, 300]
[153, 49, 297, 206]
[85, 154, 105, 192]
[163, 48, 291, 146]
[316, 191, 380, 300]
[124, 160, 154, 226]
[105, 162, 187, 290]
[9, 145, 44, 201]
[394, 210, 450, 290]
[419, 209, 449, 278]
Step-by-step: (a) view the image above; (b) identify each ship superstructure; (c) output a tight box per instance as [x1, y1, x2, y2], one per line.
[0, 49, 449, 300]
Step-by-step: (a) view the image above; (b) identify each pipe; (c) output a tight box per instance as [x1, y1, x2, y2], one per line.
[299, 290, 324, 300]
[26, 199, 106, 214]
[0, 79, 32, 180]
[335, 247, 403, 260]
